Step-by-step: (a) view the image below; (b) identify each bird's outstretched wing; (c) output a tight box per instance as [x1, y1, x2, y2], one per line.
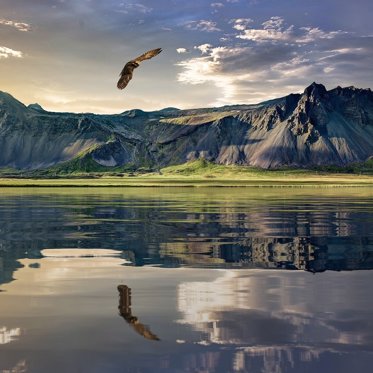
[133, 48, 162, 63]
[117, 48, 162, 90]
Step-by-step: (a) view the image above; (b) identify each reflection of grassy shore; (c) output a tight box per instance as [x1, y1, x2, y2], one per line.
[1, 160, 372, 187]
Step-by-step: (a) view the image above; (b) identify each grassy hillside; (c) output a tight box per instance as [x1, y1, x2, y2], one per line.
[161, 159, 373, 177]
[0, 159, 372, 187]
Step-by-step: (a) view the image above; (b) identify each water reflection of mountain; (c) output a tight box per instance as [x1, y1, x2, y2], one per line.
[161, 236, 373, 272]
[1, 191, 372, 286]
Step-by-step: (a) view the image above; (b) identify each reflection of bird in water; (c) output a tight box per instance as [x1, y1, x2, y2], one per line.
[117, 284, 160, 341]
[117, 48, 162, 90]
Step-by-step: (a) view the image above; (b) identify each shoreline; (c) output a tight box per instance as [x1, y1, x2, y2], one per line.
[0, 176, 372, 188]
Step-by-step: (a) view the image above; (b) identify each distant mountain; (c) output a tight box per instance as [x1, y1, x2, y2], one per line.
[0, 83, 372, 171]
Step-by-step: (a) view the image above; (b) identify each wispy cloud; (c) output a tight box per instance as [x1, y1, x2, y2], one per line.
[117, 2, 153, 14]
[262, 16, 284, 30]
[0, 46, 23, 59]
[211, 2, 224, 8]
[296, 27, 347, 43]
[0, 19, 31, 32]
[184, 20, 221, 32]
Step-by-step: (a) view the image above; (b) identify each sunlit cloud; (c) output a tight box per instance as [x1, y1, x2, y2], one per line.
[194, 43, 213, 54]
[176, 48, 188, 54]
[231, 18, 253, 31]
[0, 46, 23, 59]
[323, 66, 335, 74]
[177, 46, 241, 105]
[0, 18, 31, 32]
[177, 55, 221, 85]
[236, 16, 294, 42]
[236, 16, 347, 44]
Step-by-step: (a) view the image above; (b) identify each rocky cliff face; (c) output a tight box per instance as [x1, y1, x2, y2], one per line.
[0, 83, 372, 170]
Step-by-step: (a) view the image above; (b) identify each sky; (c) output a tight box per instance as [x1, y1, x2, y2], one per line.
[0, 0, 372, 113]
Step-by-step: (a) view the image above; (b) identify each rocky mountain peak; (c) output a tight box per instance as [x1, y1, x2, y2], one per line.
[303, 82, 327, 98]
[0, 91, 27, 119]
[28, 103, 45, 112]
[120, 109, 147, 118]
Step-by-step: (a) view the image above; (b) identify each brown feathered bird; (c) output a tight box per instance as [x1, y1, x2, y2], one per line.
[117, 48, 162, 90]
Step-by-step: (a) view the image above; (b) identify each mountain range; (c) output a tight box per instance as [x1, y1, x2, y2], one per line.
[0, 82, 372, 172]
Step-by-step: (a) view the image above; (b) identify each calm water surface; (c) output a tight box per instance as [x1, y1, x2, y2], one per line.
[0, 187, 372, 373]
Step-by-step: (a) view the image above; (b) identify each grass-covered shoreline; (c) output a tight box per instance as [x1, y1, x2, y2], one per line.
[0, 160, 372, 187]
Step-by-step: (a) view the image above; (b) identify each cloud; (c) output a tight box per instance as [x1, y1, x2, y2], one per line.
[237, 26, 293, 42]
[0, 19, 31, 32]
[176, 48, 188, 54]
[177, 56, 221, 85]
[211, 2, 224, 8]
[177, 45, 253, 105]
[324, 66, 335, 74]
[236, 16, 347, 44]
[176, 16, 373, 106]
[184, 20, 221, 32]
[262, 16, 284, 30]
[117, 2, 152, 14]
[0, 46, 23, 59]
[194, 44, 213, 54]
[236, 16, 294, 42]
[296, 27, 347, 43]
[231, 18, 253, 31]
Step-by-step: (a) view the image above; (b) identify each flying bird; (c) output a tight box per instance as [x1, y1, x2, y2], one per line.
[117, 48, 162, 90]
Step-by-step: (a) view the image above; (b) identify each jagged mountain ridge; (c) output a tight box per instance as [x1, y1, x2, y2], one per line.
[0, 83, 372, 170]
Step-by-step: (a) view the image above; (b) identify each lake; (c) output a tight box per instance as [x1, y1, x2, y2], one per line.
[0, 187, 372, 373]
